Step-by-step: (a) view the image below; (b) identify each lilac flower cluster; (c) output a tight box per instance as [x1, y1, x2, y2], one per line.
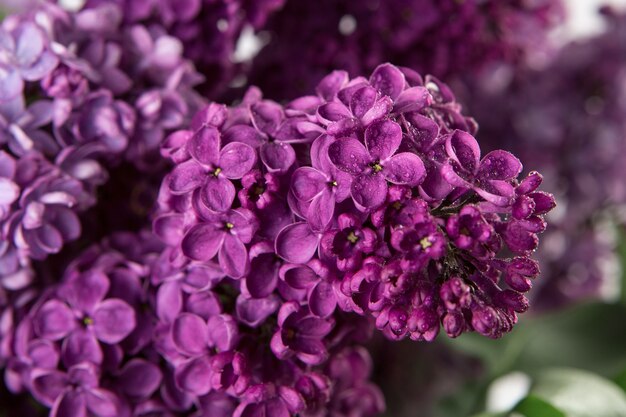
[248, 0, 564, 100]
[79, 0, 285, 96]
[155, 63, 555, 356]
[0, 2, 203, 274]
[464, 7, 626, 307]
[4, 232, 167, 417]
[0, 3, 204, 380]
[0, 1, 562, 413]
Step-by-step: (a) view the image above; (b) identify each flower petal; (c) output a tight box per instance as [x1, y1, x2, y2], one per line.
[260, 142, 295, 172]
[478, 150, 522, 181]
[275, 223, 319, 264]
[117, 359, 163, 398]
[445, 130, 481, 174]
[61, 328, 103, 367]
[308, 281, 337, 318]
[364, 119, 402, 161]
[350, 86, 377, 119]
[33, 300, 76, 341]
[218, 234, 248, 278]
[188, 126, 220, 166]
[307, 189, 334, 232]
[200, 176, 235, 213]
[328, 138, 369, 175]
[236, 294, 279, 328]
[393, 86, 431, 113]
[291, 167, 325, 202]
[246, 253, 280, 298]
[168, 160, 205, 194]
[51, 390, 86, 417]
[351, 174, 387, 209]
[61, 271, 110, 314]
[93, 299, 136, 344]
[316, 70, 348, 101]
[383, 152, 426, 186]
[172, 313, 208, 356]
[250, 101, 283, 135]
[181, 223, 224, 262]
[369, 63, 405, 100]
[219, 142, 257, 179]
[175, 357, 213, 396]
[85, 388, 122, 417]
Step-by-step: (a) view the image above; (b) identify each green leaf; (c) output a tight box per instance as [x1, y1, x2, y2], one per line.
[515, 395, 566, 417]
[445, 303, 626, 379]
[618, 229, 626, 306]
[528, 368, 626, 417]
[613, 367, 626, 393]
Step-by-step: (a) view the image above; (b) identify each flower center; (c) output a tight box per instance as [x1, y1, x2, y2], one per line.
[371, 162, 383, 173]
[420, 237, 432, 250]
[225, 222, 234, 230]
[328, 180, 338, 187]
[253, 184, 266, 195]
[346, 231, 359, 244]
[83, 316, 94, 326]
[212, 167, 222, 177]
[285, 328, 296, 340]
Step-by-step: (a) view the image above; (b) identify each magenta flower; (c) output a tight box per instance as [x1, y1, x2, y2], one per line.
[328, 119, 425, 209]
[32, 270, 136, 367]
[442, 130, 523, 206]
[271, 302, 334, 365]
[290, 135, 352, 231]
[168, 124, 257, 213]
[180, 208, 258, 278]
[31, 362, 126, 417]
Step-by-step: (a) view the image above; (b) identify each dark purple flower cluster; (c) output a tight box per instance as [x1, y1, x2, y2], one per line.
[3, 232, 167, 417]
[464, 7, 626, 307]
[155, 63, 555, 355]
[248, 0, 564, 100]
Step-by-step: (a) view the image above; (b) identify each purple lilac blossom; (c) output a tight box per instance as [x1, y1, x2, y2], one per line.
[77, 0, 285, 96]
[464, 7, 626, 307]
[155, 62, 555, 354]
[3, 231, 165, 417]
[0, 2, 203, 274]
[247, 0, 564, 100]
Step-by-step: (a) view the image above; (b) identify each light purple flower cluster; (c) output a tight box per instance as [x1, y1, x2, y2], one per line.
[78, 0, 285, 96]
[155, 63, 555, 362]
[0, 3, 204, 380]
[248, 0, 564, 100]
[0, 2, 203, 273]
[464, 7, 626, 307]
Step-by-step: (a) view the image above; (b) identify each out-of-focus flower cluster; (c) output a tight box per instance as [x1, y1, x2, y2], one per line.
[248, 0, 565, 100]
[466, 7, 626, 307]
[79, 0, 285, 96]
[0, 2, 203, 289]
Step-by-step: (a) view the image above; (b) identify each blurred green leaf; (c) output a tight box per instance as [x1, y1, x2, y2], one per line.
[446, 302, 626, 379]
[618, 228, 626, 306]
[515, 395, 566, 417]
[527, 368, 626, 417]
[613, 367, 626, 393]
